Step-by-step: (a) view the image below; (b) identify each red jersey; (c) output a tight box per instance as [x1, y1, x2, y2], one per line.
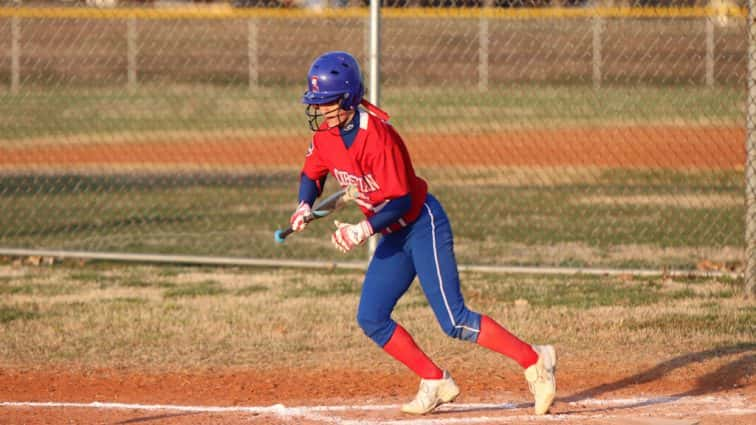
[301, 110, 428, 234]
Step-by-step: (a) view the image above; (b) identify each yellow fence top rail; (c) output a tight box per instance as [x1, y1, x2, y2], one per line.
[0, 5, 747, 20]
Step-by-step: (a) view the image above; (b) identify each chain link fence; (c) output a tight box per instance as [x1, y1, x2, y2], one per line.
[0, 3, 748, 277]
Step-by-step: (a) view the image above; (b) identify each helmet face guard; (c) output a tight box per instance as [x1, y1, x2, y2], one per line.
[306, 102, 361, 133]
[305, 104, 332, 132]
[302, 51, 364, 132]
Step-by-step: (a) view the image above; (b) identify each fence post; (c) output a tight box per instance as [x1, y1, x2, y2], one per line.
[478, 2, 491, 92]
[705, 16, 714, 87]
[367, 0, 381, 259]
[127, 16, 137, 92]
[592, 14, 603, 89]
[746, 0, 756, 297]
[248, 18, 258, 89]
[11, 15, 20, 94]
[364, 10, 369, 72]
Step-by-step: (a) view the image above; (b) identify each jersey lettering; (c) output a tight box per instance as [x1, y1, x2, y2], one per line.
[333, 168, 380, 193]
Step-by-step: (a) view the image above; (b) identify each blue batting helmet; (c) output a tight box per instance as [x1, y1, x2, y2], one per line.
[301, 51, 364, 111]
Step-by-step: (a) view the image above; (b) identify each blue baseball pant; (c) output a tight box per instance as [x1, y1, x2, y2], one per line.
[356, 194, 482, 347]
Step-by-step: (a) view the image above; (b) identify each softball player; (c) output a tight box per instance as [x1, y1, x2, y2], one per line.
[289, 51, 557, 415]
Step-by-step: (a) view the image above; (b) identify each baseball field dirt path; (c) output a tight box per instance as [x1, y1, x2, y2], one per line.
[0, 126, 744, 169]
[0, 352, 754, 424]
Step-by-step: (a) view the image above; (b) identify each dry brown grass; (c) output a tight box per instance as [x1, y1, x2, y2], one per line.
[0, 262, 751, 373]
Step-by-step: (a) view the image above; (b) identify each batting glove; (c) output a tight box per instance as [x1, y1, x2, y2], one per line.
[289, 201, 313, 233]
[331, 220, 373, 253]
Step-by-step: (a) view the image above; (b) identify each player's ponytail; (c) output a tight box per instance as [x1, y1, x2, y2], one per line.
[360, 99, 390, 122]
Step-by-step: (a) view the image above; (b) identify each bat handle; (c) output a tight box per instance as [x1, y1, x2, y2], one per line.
[274, 227, 294, 243]
[274, 215, 317, 244]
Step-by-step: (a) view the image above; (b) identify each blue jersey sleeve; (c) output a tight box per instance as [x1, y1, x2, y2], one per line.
[298, 174, 326, 206]
[367, 194, 412, 233]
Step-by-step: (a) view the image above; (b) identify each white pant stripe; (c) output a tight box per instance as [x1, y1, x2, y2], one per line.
[423, 202, 479, 335]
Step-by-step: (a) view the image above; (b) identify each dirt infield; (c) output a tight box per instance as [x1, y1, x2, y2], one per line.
[1, 352, 754, 425]
[0, 126, 744, 169]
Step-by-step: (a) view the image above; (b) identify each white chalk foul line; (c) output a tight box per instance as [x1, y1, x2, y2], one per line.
[0, 401, 515, 413]
[0, 401, 516, 416]
[2, 396, 754, 425]
[0, 401, 562, 425]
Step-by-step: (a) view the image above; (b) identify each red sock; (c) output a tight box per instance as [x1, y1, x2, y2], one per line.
[477, 315, 538, 369]
[383, 324, 444, 379]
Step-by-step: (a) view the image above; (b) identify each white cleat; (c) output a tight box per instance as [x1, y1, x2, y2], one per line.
[400, 370, 460, 415]
[524, 344, 557, 415]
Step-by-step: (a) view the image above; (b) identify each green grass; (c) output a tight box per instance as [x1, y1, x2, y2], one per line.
[0, 305, 40, 324]
[626, 310, 755, 336]
[282, 278, 362, 298]
[235, 284, 269, 296]
[443, 186, 743, 248]
[0, 84, 743, 139]
[0, 282, 81, 296]
[121, 279, 177, 289]
[100, 297, 149, 306]
[386, 85, 743, 132]
[472, 273, 746, 307]
[469, 273, 698, 309]
[0, 86, 301, 140]
[0, 167, 744, 270]
[162, 280, 227, 298]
